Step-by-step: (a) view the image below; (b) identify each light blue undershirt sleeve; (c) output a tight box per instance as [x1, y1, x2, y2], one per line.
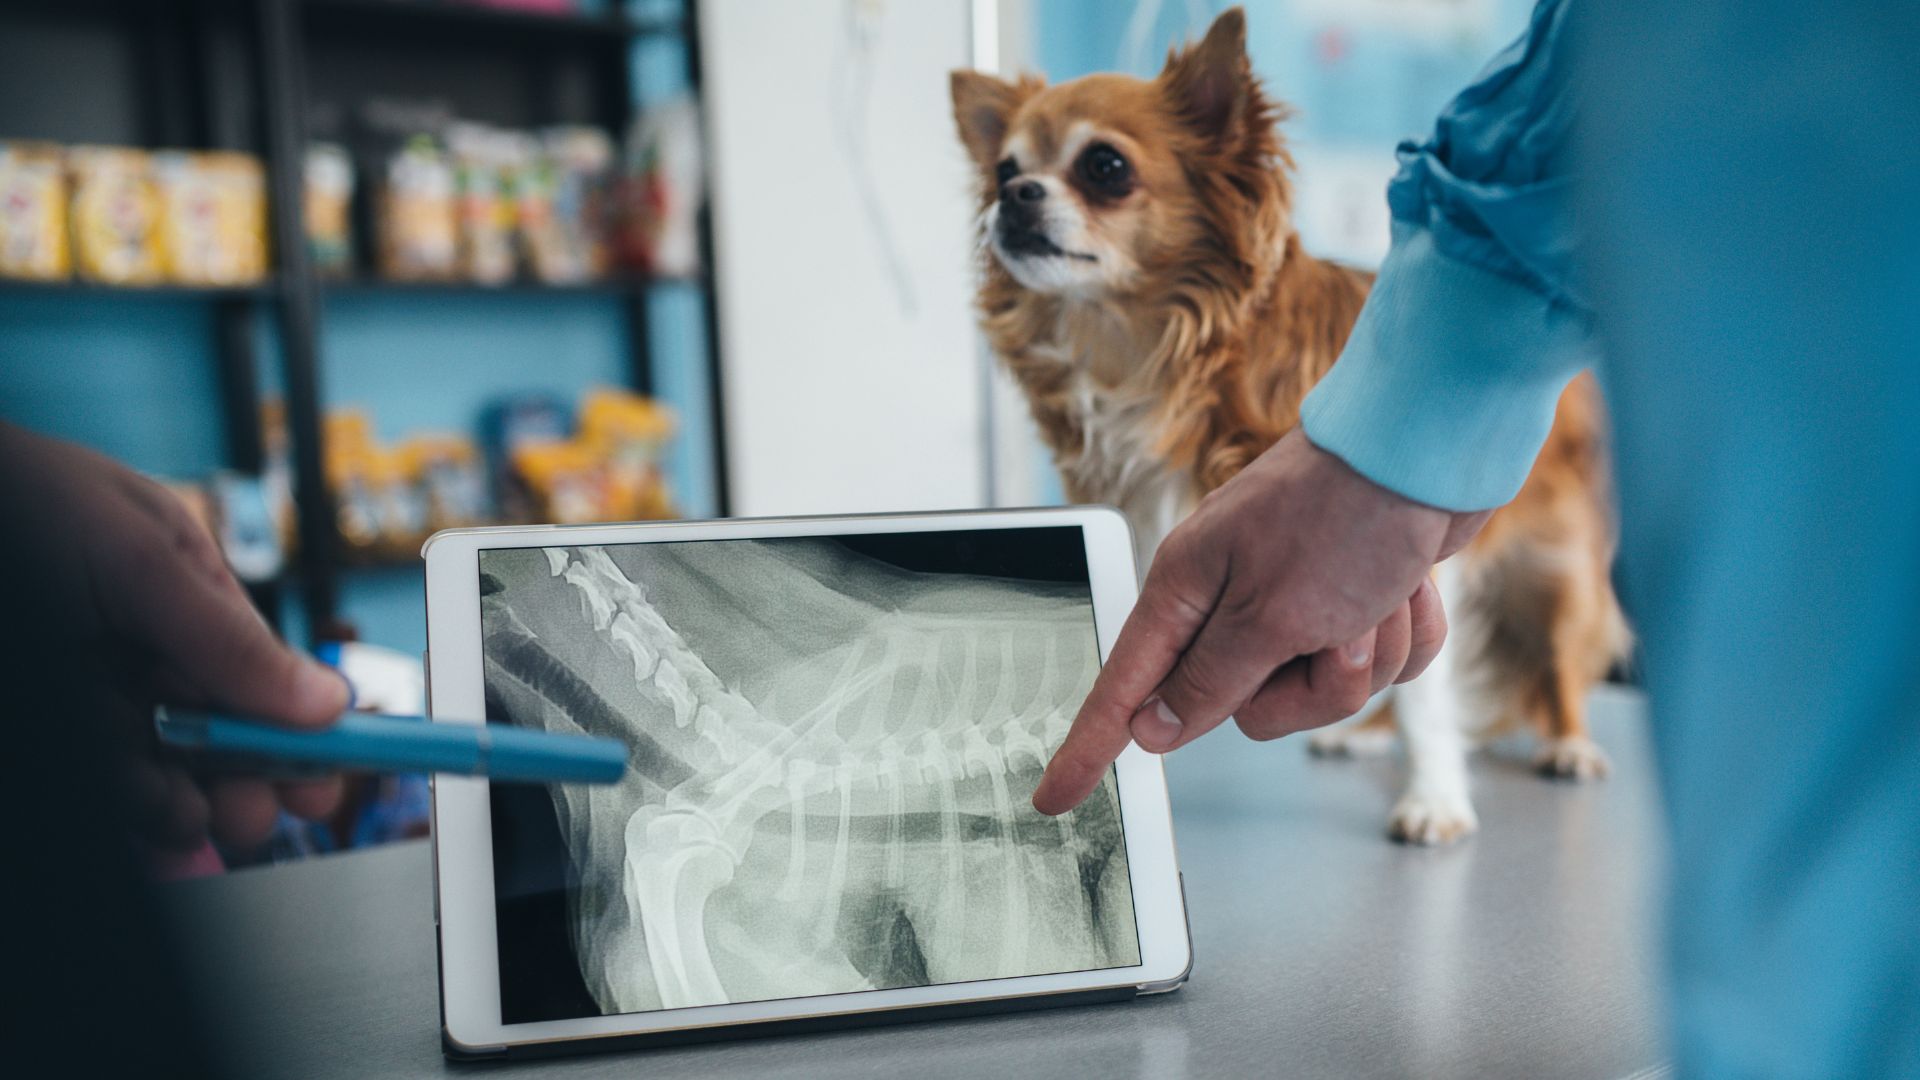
[1299, 223, 1592, 512]
[1298, 0, 1591, 513]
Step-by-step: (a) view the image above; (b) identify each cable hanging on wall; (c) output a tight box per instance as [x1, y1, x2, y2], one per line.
[830, 0, 918, 318]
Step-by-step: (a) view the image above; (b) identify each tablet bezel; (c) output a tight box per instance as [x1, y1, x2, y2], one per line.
[425, 507, 1190, 1053]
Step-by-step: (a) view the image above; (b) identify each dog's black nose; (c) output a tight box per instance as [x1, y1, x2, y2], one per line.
[1002, 180, 1046, 205]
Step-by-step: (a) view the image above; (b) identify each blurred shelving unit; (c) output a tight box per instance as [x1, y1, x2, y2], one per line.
[0, 0, 728, 649]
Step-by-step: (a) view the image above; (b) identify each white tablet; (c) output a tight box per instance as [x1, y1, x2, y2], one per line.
[423, 508, 1190, 1058]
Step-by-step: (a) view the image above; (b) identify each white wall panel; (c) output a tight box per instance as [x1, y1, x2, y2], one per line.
[702, 0, 987, 516]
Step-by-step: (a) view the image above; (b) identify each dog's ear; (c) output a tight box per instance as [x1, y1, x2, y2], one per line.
[951, 70, 1027, 168]
[1160, 7, 1254, 142]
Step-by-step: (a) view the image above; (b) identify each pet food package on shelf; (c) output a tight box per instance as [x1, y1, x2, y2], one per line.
[525, 126, 613, 284]
[399, 433, 489, 531]
[327, 410, 386, 552]
[578, 387, 676, 520]
[376, 136, 459, 282]
[305, 143, 355, 279]
[447, 123, 519, 285]
[208, 469, 285, 583]
[479, 388, 677, 526]
[329, 409, 497, 555]
[0, 141, 70, 281]
[616, 97, 703, 277]
[327, 410, 428, 559]
[147, 471, 284, 585]
[258, 399, 300, 554]
[68, 146, 164, 285]
[153, 151, 269, 286]
[481, 393, 573, 521]
[509, 133, 558, 281]
[363, 447, 430, 551]
[511, 441, 608, 525]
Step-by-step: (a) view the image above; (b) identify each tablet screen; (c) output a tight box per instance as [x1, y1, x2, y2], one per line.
[478, 527, 1140, 1023]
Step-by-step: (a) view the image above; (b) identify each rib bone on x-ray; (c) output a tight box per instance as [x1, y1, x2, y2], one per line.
[481, 540, 1139, 1014]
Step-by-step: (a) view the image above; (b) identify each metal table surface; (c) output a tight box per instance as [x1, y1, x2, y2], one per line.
[167, 686, 1668, 1079]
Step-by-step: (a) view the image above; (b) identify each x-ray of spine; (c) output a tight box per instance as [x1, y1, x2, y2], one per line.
[480, 539, 1139, 1015]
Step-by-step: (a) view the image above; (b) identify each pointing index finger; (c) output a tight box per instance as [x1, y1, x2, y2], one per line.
[1032, 570, 1214, 815]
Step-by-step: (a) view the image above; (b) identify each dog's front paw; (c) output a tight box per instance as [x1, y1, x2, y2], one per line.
[1388, 789, 1479, 846]
[1307, 723, 1396, 758]
[1535, 736, 1611, 781]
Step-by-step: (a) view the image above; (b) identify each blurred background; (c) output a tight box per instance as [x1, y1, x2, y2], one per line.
[0, 0, 1533, 862]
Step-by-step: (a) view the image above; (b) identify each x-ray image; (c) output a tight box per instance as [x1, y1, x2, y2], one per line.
[480, 529, 1140, 1022]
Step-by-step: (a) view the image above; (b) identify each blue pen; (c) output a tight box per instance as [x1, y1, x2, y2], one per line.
[154, 707, 628, 785]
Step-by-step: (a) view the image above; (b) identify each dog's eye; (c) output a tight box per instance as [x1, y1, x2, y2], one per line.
[1077, 144, 1132, 193]
[995, 158, 1018, 187]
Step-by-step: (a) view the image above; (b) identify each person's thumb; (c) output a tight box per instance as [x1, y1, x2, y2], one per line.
[114, 523, 347, 728]
[178, 605, 347, 728]
[245, 647, 351, 729]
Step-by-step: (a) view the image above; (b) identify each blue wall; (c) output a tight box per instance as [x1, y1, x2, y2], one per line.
[0, 293, 232, 476]
[1031, 0, 1536, 145]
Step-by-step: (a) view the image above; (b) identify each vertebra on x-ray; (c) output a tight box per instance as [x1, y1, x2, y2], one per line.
[481, 538, 1139, 1015]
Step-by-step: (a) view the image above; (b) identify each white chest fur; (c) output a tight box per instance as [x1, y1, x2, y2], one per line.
[1024, 335, 1196, 565]
[1005, 301, 1201, 565]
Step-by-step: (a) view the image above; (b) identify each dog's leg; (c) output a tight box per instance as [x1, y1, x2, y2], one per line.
[1534, 673, 1609, 779]
[1388, 560, 1478, 845]
[1307, 692, 1398, 757]
[1532, 565, 1615, 781]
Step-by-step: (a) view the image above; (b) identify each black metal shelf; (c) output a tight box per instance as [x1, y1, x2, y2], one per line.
[0, 0, 727, 643]
[0, 278, 280, 299]
[318, 273, 700, 296]
[302, 0, 682, 43]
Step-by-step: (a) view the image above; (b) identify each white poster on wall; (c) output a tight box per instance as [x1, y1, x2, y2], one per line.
[701, 0, 988, 516]
[1288, 142, 1400, 269]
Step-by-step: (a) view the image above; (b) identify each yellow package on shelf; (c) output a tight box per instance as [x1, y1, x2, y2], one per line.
[512, 440, 606, 525]
[0, 141, 70, 281]
[68, 145, 164, 285]
[154, 151, 269, 286]
[578, 388, 677, 521]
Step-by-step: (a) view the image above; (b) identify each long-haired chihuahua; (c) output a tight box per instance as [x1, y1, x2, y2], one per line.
[952, 8, 1627, 844]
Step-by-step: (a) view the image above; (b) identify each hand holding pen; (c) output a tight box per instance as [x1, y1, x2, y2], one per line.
[1, 424, 623, 859]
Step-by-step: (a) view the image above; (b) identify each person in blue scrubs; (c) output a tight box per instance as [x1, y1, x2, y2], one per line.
[1033, 1, 1920, 1074]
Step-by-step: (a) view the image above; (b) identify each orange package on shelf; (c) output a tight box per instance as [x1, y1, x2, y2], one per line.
[513, 440, 610, 525]
[578, 388, 677, 521]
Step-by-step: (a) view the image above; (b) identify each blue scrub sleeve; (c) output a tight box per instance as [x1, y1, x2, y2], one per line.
[1299, 224, 1591, 512]
[1299, 0, 1592, 513]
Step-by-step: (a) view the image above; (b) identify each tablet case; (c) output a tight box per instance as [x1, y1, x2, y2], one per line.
[440, 874, 1191, 1060]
